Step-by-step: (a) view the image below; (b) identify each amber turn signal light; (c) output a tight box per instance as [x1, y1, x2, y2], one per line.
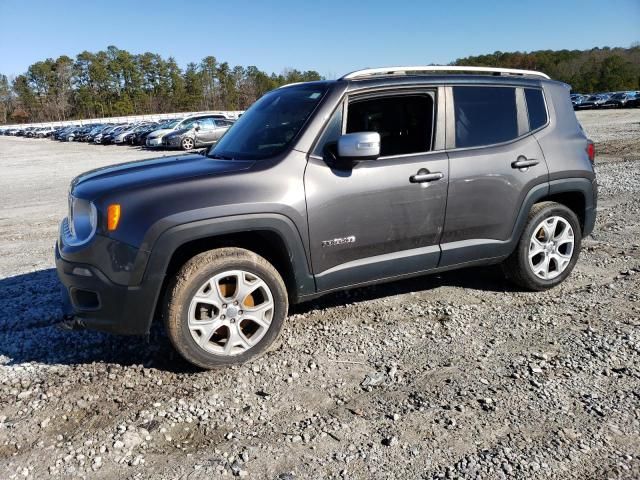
[107, 204, 121, 231]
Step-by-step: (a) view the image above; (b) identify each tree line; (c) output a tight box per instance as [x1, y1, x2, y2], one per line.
[0, 45, 321, 124]
[454, 45, 640, 93]
[1, 45, 639, 124]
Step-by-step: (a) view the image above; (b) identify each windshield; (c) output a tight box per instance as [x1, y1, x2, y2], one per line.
[210, 84, 328, 160]
[161, 119, 181, 129]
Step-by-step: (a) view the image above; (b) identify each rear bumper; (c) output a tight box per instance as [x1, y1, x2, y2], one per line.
[583, 178, 598, 237]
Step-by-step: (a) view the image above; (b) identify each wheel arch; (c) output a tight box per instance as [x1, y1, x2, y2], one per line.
[539, 178, 595, 235]
[512, 177, 595, 244]
[140, 214, 316, 333]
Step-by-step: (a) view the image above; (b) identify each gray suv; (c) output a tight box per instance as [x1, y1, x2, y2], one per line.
[55, 66, 597, 369]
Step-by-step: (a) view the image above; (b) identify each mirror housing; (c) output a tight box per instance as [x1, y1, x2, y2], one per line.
[337, 132, 380, 161]
[194, 122, 201, 131]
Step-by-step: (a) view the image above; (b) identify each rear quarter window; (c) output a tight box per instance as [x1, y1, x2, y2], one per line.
[524, 88, 548, 131]
[453, 86, 518, 148]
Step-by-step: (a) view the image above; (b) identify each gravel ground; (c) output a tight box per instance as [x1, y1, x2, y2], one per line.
[0, 109, 639, 479]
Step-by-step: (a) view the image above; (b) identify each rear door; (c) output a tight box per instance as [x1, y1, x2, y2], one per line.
[212, 119, 233, 142]
[440, 85, 548, 266]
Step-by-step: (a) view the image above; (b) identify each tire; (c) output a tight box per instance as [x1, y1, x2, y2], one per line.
[502, 201, 582, 291]
[181, 137, 195, 150]
[164, 247, 288, 369]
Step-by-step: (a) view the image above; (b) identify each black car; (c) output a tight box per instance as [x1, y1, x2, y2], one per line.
[577, 94, 610, 109]
[131, 121, 175, 146]
[53, 126, 79, 141]
[602, 92, 636, 108]
[100, 124, 130, 144]
[86, 125, 110, 143]
[626, 93, 640, 108]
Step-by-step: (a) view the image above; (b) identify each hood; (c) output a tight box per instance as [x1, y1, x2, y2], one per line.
[71, 154, 254, 201]
[146, 128, 172, 139]
[165, 127, 191, 138]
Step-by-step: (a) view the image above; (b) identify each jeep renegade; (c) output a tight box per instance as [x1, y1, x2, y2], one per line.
[56, 66, 597, 369]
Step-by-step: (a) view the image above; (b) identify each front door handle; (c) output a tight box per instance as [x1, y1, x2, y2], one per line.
[410, 171, 444, 183]
[511, 157, 539, 169]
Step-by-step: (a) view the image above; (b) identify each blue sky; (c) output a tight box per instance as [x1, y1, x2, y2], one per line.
[0, 0, 638, 78]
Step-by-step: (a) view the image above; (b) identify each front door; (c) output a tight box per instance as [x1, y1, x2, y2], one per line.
[194, 117, 217, 146]
[305, 90, 449, 291]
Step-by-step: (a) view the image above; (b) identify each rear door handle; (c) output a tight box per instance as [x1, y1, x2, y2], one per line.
[511, 157, 539, 169]
[410, 171, 444, 183]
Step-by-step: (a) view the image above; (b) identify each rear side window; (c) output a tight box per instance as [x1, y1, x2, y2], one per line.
[453, 86, 518, 148]
[524, 88, 548, 131]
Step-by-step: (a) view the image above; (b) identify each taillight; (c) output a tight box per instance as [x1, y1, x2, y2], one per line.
[587, 142, 595, 164]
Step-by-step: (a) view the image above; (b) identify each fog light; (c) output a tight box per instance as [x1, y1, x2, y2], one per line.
[72, 267, 93, 277]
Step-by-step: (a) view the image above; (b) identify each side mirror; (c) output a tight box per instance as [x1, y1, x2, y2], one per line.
[337, 132, 380, 161]
[194, 122, 201, 131]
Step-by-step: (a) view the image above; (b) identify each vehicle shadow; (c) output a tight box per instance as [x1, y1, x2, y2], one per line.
[0, 265, 515, 369]
[0, 268, 194, 372]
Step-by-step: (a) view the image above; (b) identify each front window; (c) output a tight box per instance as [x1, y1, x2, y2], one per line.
[178, 118, 199, 130]
[210, 84, 328, 160]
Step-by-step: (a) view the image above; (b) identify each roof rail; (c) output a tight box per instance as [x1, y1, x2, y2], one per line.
[340, 65, 550, 80]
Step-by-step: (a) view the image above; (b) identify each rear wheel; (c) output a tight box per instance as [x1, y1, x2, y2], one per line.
[503, 201, 582, 291]
[164, 248, 288, 369]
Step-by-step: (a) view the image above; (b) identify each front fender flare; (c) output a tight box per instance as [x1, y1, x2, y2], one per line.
[132, 213, 316, 332]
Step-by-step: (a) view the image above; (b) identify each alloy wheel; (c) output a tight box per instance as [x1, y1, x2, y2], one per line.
[187, 270, 274, 356]
[528, 216, 574, 280]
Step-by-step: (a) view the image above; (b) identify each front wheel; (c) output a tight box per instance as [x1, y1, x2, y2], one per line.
[164, 248, 288, 369]
[503, 201, 582, 291]
[181, 137, 195, 150]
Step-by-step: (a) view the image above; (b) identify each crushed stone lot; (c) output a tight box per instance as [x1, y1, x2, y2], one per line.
[0, 109, 639, 479]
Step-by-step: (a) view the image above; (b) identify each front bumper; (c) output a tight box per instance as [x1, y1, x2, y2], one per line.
[55, 233, 159, 336]
[146, 137, 163, 147]
[162, 136, 182, 148]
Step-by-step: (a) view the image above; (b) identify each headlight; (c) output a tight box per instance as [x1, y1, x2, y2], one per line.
[63, 195, 97, 246]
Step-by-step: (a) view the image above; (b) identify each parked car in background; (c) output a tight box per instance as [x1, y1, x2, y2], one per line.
[145, 115, 228, 148]
[576, 94, 610, 109]
[144, 118, 186, 147]
[100, 124, 131, 145]
[56, 126, 81, 141]
[36, 126, 56, 138]
[87, 125, 109, 143]
[132, 121, 173, 146]
[123, 123, 158, 144]
[571, 94, 586, 109]
[93, 125, 120, 144]
[602, 92, 636, 108]
[114, 123, 152, 144]
[162, 117, 234, 150]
